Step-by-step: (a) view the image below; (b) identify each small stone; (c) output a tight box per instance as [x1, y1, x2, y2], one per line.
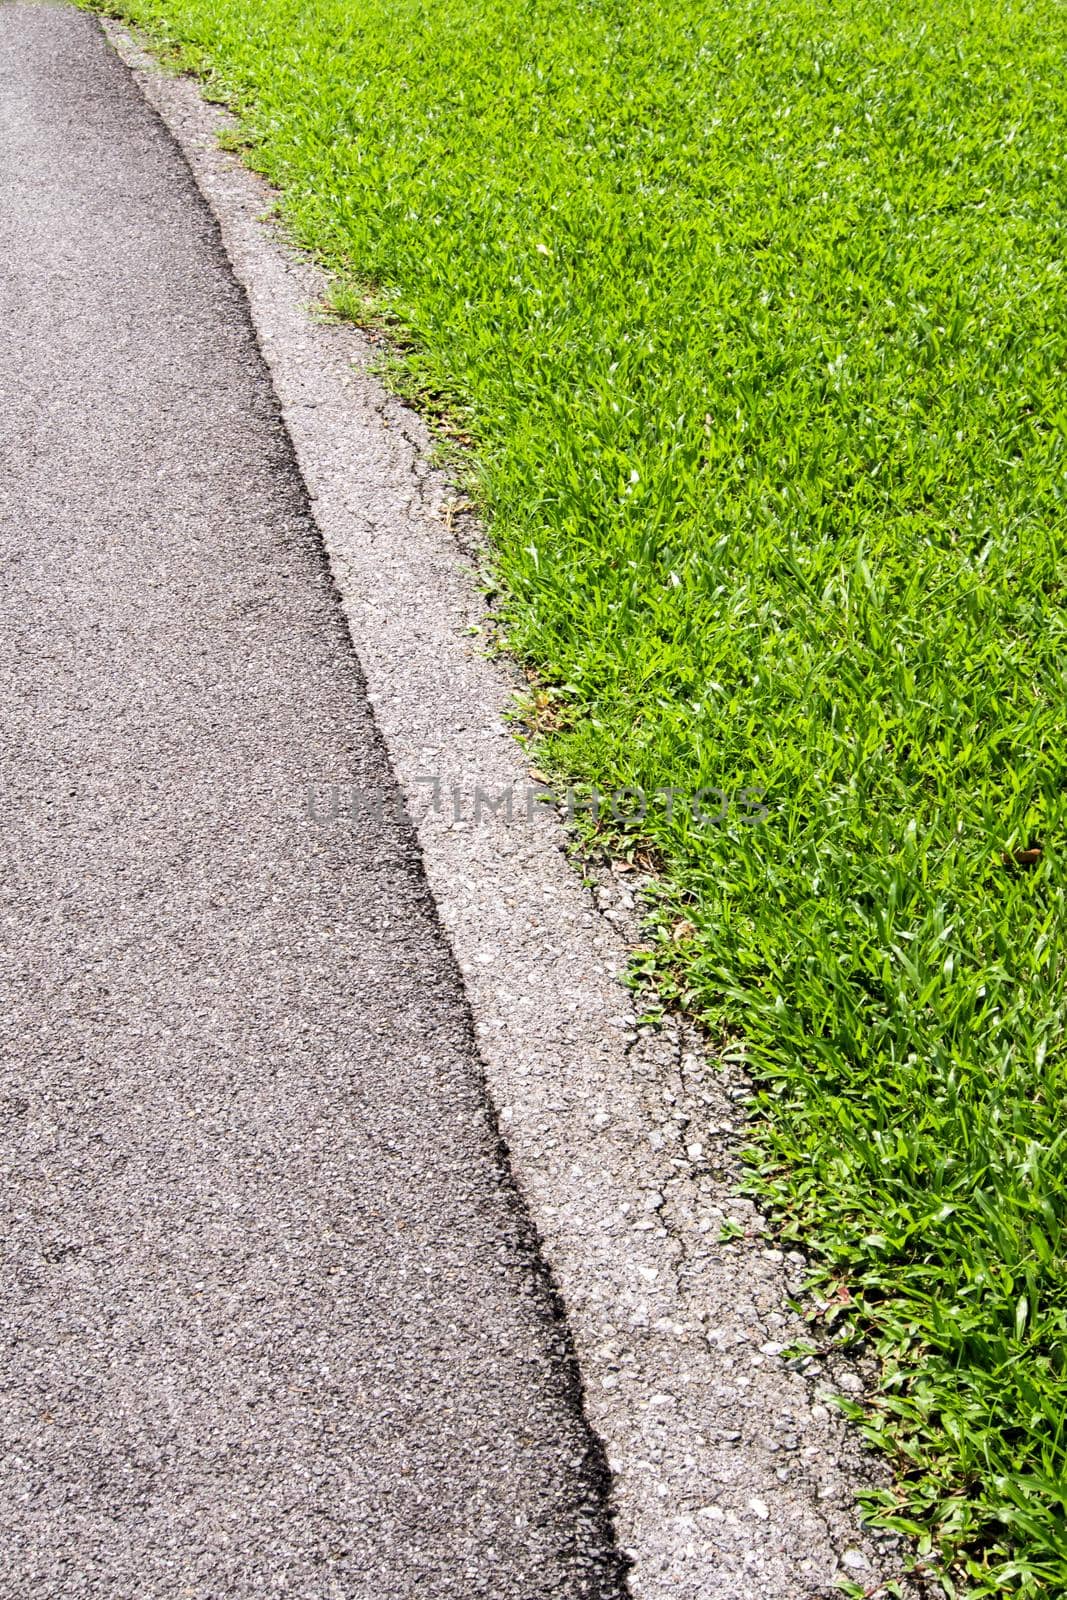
[841, 1548, 871, 1572]
[748, 1496, 770, 1521]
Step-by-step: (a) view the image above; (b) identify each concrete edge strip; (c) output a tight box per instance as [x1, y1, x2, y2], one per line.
[102, 21, 910, 1598]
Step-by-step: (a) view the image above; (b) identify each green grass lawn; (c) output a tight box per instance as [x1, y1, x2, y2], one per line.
[88, 0, 1067, 1589]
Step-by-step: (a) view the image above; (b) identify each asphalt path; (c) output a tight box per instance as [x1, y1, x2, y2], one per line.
[0, 7, 627, 1596]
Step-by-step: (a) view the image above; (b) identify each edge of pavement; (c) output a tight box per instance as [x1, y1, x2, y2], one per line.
[99, 17, 918, 1598]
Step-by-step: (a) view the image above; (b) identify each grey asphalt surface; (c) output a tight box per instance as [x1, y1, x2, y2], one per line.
[0, 7, 629, 1596]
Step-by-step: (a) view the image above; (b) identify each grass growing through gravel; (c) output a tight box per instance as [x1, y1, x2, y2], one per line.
[87, 0, 1067, 1589]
